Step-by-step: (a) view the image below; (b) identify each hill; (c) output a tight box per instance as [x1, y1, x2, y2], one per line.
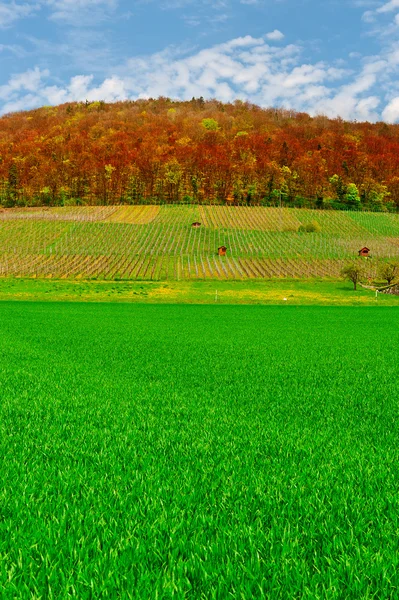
[1, 99, 399, 210]
[1, 205, 399, 280]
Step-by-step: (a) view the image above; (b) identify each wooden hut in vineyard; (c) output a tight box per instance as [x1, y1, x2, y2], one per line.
[218, 246, 227, 256]
[358, 247, 370, 257]
[192, 222, 201, 228]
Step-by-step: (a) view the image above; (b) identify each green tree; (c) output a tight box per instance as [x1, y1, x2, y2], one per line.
[341, 262, 364, 290]
[5, 162, 18, 207]
[360, 179, 390, 211]
[345, 183, 361, 208]
[329, 174, 346, 202]
[201, 118, 219, 131]
[378, 261, 399, 285]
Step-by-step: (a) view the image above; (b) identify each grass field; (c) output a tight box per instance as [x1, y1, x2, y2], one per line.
[1, 205, 399, 280]
[0, 277, 399, 305]
[1, 303, 399, 598]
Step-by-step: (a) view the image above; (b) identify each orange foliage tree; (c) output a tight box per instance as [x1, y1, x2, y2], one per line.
[1, 98, 399, 210]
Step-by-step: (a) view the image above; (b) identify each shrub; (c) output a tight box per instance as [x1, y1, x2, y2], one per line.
[298, 220, 321, 233]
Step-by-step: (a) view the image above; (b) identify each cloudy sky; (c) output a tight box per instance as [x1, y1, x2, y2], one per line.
[1, 0, 399, 121]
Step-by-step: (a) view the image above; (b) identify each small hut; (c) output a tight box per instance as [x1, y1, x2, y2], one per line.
[192, 222, 201, 228]
[358, 247, 370, 257]
[218, 246, 227, 256]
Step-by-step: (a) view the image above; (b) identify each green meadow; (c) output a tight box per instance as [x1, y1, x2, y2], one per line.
[0, 277, 399, 305]
[1, 303, 399, 598]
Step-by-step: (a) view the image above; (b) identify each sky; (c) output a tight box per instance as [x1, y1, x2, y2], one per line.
[1, 0, 399, 122]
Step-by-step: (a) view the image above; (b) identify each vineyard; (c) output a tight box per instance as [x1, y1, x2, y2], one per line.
[1, 205, 399, 280]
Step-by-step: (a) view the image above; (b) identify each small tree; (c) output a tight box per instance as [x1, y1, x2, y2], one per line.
[329, 174, 346, 202]
[345, 183, 361, 209]
[201, 118, 219, 131]
[379, 261, 399, 285]
[341, 262, 364, 290]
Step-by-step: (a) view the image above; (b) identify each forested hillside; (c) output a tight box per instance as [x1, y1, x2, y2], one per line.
[1, 98, 399, 210]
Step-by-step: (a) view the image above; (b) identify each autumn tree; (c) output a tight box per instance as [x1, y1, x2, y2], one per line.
[1, 99, 399, 208]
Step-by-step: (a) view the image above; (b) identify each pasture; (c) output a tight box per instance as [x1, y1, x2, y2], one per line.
[0, 277, 399, 305]
[1, 205, 399, 280]
[1, 303, 399, 598]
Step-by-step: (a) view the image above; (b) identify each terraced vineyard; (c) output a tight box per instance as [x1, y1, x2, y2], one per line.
[1, 205, 399, 280]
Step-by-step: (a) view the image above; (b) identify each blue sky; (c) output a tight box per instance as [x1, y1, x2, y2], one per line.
[1, 0, 399, 121]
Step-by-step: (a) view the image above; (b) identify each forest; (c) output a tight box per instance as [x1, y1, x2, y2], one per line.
[1, 97, 399, 211]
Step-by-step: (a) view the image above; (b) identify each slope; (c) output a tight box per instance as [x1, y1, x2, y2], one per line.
[1, 205, 398, 281]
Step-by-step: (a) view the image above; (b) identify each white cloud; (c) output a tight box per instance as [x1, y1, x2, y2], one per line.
[265, 29, 284, 41]
[0, 37, 353, 118]
[0, 1, 40, 27]
[0, 68, 129, 112]
[362, 0, 399, 33]
[45, 0, 118, 25]
[376, 0, 399, 13]
[382, 96, 399, 120]
[3, 31, 399, 122]
[0, 67, 48, 100]
[362, 10, 375, 22]
[0, 0, 118, 28]
[0, 43, 28, 56]
[314, 71, 381, 121]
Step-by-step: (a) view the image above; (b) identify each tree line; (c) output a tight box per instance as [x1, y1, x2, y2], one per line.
[1, 97, 399, 211]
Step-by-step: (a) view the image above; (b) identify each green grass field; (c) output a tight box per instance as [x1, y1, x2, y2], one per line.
[2, 303, 399, 598]
[1, 205, 399, 280]
[0, 277, 399, 305]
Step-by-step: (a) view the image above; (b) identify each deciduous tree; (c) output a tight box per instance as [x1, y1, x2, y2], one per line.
[341, 262, 364, 291]
[378, 261, 399, 285]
